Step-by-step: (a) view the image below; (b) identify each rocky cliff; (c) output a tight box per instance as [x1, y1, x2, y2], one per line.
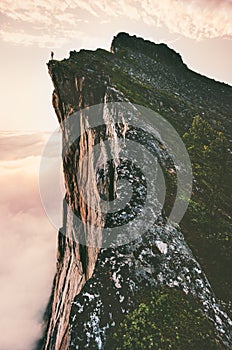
[40, 33, 232, 349]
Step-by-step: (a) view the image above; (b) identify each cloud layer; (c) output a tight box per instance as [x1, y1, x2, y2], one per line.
[0, 0, 231, 47]
[0, 132, 57, 350]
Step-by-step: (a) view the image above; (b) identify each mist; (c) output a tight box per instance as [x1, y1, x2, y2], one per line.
[0, 132, 57, 350]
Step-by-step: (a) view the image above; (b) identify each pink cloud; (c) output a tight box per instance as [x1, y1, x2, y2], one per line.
[0, 0, 231, 47]
[0, 132, 57, 350]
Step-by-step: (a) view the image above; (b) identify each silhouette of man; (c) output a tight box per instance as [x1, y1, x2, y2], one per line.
[51, 51, 54, 60]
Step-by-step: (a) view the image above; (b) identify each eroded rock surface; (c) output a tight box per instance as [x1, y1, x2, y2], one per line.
[41, 33, 232, 350]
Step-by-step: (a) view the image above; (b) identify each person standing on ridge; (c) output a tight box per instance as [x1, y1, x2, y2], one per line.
[51, 51, 54, 60]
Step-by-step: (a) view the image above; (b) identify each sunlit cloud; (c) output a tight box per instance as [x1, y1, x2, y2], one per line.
[142, 0, 232, 40]
[0, 132, 56, 350]
[0, 0, 231, 47]
[0, 132, 50, 160]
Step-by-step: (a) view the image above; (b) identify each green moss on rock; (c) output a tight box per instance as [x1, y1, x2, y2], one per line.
[108, 287, 225, 350]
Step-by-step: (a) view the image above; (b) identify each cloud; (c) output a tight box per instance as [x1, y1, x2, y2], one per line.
[0, 0, 231, 47]
[0, 131, 49, 160]
[0, 132, 57, 350]
[141, 0, 232, 40]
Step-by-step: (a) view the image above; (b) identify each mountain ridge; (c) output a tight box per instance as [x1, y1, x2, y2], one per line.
[37, 32, 232, 350]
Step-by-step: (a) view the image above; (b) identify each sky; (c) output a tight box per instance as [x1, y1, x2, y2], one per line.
[0, 1, 232, 349]
[0, 0, 232, 131]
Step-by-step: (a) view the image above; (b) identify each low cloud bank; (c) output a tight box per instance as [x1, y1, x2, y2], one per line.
[0, 132, 57, 350]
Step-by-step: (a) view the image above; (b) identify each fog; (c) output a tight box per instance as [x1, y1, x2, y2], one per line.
[0, 132, 57, 350]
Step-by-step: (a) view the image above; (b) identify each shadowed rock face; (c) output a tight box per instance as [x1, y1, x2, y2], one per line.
[41, 33, 232, 349]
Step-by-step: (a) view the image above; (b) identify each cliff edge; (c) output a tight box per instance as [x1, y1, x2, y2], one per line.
[39, 33, 232, 349]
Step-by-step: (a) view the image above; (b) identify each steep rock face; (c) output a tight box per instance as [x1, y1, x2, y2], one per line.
[42, 33, 232, 349]
[44, 54, 126, 349]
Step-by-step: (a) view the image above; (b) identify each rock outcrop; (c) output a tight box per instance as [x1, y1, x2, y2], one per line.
[40, 33, 232, 349]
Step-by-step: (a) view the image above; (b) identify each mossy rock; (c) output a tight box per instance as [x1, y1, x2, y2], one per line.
[106, 287, 225, 350]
